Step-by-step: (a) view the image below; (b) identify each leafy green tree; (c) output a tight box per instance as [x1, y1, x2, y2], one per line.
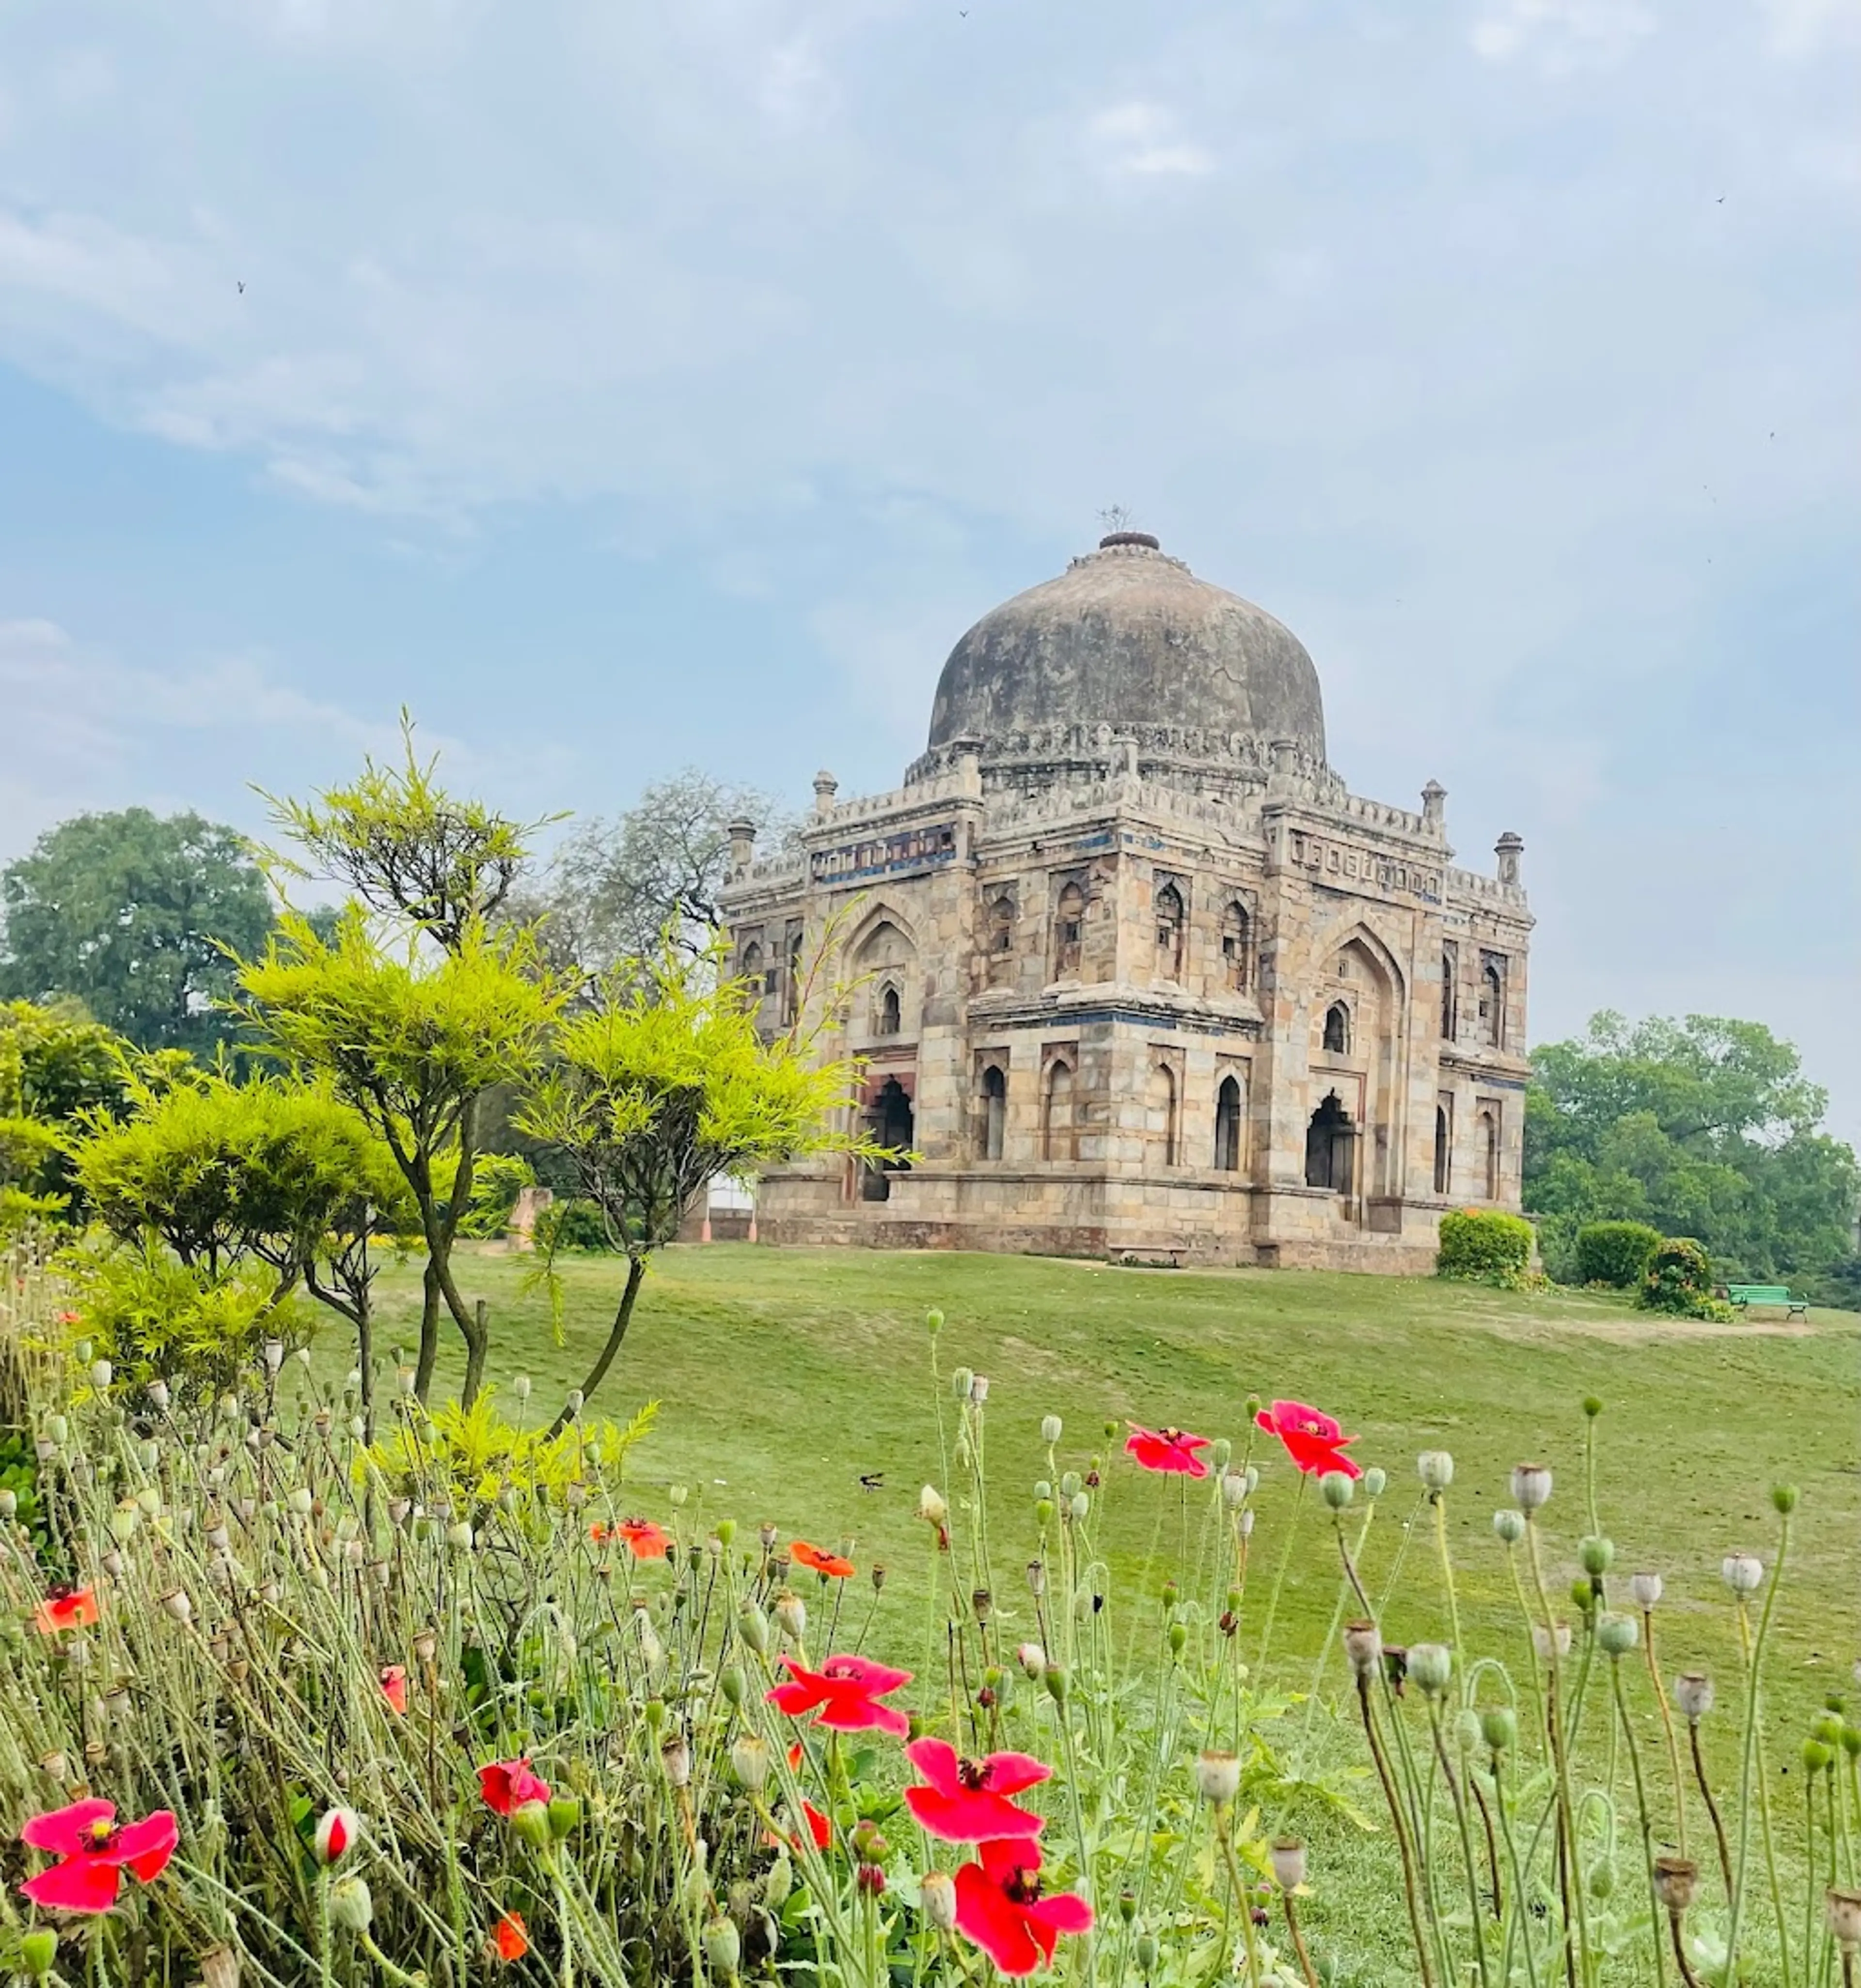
[68, 1066, 416, 1417]
[1525, 1012, 1859, 1295]
[0, 999, 136, 1229]
[237, 908, 563, 1407]
[0, 810, 273, 1055]
[518, 942, 883, 1432]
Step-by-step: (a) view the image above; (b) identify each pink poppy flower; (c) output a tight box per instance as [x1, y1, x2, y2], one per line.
[478, 1759, 552, 1816]
[1254, 1400, 1362, 1479]
[20, 1799, 177, 1913]
[379, 1664, 409, 1716]
[903, 1738, 1049, 1841]
[1124, 1426, 1211, 1478]
[32, 1586, 100, 1636]
[952, 1837, 1093, 1976]
[767, 1654, 912, 1738]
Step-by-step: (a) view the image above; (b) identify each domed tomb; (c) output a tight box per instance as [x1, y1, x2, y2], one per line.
[928, 533, 1326, 763]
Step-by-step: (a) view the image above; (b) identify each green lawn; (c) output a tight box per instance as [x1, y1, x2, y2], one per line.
[376, 1243, 1859, 1708]
[368, 1243, 1855, 1980]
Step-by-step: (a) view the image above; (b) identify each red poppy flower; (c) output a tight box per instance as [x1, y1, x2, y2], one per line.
[493, 1911, 530, 1961]
[903, 1738, 1049, 1841]
[790, 1539, 856, 1579]
[477, 1758, 552, 1816]
[951, 1837, 1093, 1976]
[1254, 1400, 1362, 1480]
[615, 1518, 669, 1560]
[19, 1799, 178, 1913]
[33, 1586, 100, 1636]
[767, 1653, 912, 1737]
[1124, 1427, 1211, 1478]
[379, 1664, 409, 1716]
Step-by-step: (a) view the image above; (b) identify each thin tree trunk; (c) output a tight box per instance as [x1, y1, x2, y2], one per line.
[415, 1256, 444, 1398]
[547, 1254, 648, 1439]
[460, 1298, 489, 1414]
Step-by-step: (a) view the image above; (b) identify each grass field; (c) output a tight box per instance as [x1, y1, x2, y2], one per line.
[369, 1242, 1859, 1979]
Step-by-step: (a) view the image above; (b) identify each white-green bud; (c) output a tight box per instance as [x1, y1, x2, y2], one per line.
[1408, 1643, 1453, 1697]
[1041, 1415, 1063, 1445]
[1628, 1571, 1663, 1609]
[1417, 1450, 1454, 1492]
[1493, 1508, 1526, 1546]
[700, 1919, 740, 1977]
[1597, 1612, 1639, 1657]
[919, 1869, 958, 1929]
[1578, 1535, 1614, 1577]
[329, 1876, 374, 1931]
[1320, 1470, 1354, 1510]
[1510, 1464, 1552, 1513]
[1721, 1553, 1763, 1596]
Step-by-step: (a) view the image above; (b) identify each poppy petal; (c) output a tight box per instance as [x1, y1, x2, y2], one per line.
[22, 1800, 115, 1858]
[822, 1655, 911, 1694]
[112, 1811, 178, 1883]
[1025, 1889, 1094, 1935]
[23, 1855, 122, 1913]
[904, 1737, 962, 1795]
[905, 1785, 1045, 1842]
[977, 1750, 1052, 1797]
[952, 1861, 1043, 1977]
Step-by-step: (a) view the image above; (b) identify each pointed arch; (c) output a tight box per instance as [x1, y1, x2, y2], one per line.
[1042, 1059, 1076, 1161]
[1214, 1074, 1244, 1172]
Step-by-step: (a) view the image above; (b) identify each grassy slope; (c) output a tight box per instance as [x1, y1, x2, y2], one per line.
[372, 1243, 1860, 1978]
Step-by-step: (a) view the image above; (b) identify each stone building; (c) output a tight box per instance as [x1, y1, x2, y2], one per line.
[719, 532, 1533, 1271]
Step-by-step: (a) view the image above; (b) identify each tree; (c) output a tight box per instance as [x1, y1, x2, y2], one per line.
[518, 942, 882, 1433]
[237, 908, 564, 1407]
[0, 999, 134, 1228]
[67, 1068, 415, 1414]
[1525, 1012, 1859, 1295]
[525, 769, 799, 980]
[0, 810, 274, 1056]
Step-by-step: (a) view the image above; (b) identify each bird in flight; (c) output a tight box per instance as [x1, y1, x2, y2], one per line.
[237, 281, 245, 294]
[858, 1471, 885, 1491]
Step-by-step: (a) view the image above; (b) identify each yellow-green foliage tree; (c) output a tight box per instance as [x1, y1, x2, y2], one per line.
[0, 998, 132, 1232]
[68, 1068, 415, 1413]
[520, 941, 884, 1432]
[237, 909, 563, 1408]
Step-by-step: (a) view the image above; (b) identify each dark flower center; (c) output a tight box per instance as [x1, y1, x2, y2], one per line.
[81, 1820, 120, 1852]
[1004, 1868, 1043, 1905]
[957, 1758, 992, 1790]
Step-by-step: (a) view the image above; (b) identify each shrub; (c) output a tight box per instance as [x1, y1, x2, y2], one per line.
[1575, 1220, 1662, 1288]
[536, 1195, 616, 1251]
[1437, 1208, 1535, 1287]
[1638, 1235, 1736, 1321]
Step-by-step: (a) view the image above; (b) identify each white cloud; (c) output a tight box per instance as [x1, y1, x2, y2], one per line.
[1758, 0, 1861, 54]
[1471, 0, 1657, 67]
[1087, 102, 1215, 177]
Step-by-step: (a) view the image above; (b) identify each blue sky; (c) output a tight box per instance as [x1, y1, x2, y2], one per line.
[1, 0, 1856, 1136]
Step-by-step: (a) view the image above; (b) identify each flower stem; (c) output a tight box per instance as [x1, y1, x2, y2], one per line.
[1526, 1515, 1592, 1981]
[1724, 1505, 1791, 1988]
[1427, 1697, 1492, 1988]
[1645, 1609, 1689, 1860]
[1609, 1654, 1667, 1988]
[1356, 1672, 1436, 1988]
[1255, 1471, 1308, 1673]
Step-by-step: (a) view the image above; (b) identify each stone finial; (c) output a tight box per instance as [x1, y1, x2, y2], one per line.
[726, 816, 757, 872]
[1421, 780, 1447, 829]
[1495, 830, 1524, 886]
[812, 769, 839, 816]
[1269, 737, 1297, 780]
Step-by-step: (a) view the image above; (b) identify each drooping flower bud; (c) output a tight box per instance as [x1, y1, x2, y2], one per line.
[920, 1869, 958, 1930]
[1492, 1509, 1526, 1546]
[1269, 1838, 1307, 1891]
[1418, 1450, 1454, 1492]
[1196, 1750, 1241, 1805]
[1629, 1571, 1663, 1610]
[1510, 1464, 1552, 1513]
[328, 1876, 374, 1931]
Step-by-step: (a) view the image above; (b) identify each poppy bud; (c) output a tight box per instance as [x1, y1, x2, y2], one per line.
[920, 1869, 958, 1930]
[1059, 1471, 1082, 1499]
[1481, 1707, 1518, 1755]
[950, 1367, 973, 1399]
[917, 1485, 947, 1526]
[1041, 1415, 1063, 1445]
[1493, 1509, 1526, 1546]
[1320, 1471, 1354, 1511]
[315, 1807, 360, 1864]
[1408, 1643, 1452, 1697]
[1510, 1464, 1552, 1513]
[1629, 1571, 1663, 1610]
[1771, 1483, 1799, 1515]
[1587, 1858, 1617, 1901]
[329, 1877, 374, 1932]
[1579, 1535, 1614, 1578]
[1569, 1578, 1594, 1612]
[1069, 1491, 1089, 1522]
[1044, 1663, 1069, 1705]
[738, 1602, 771, 1655]
[548, 1797, 582, 1839]
[1135, 1933, 1160, 1971]
[1168, 1622, 1186, 1656]
[1804, 1738, 1834, 1774]
[1269, 1838, 1307, 1891]
[764, 1850, 793, 1910]
[1034, 1498, 1056, 1529]
[19, 1930, 58, 1978]
[701, 1917, 741, 1976]
[1221, 1470, 1249, 1509]
[1196, 1751, 1241, 1804]
[1453, 1709, 1482, 1755]
[512, 1800, 552, 1847]
[1597, 1612, 1638, 1657]
[1363, 1466, 1387, 1499]
[1721, 1553, 1764, 1596]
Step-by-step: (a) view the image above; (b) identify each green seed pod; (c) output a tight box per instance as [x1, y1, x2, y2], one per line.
[1841, 1725, 1861, 1760]
[547, 1797, 582, 1839]
[1771, 1483, 1799, 1515]
[1362, 1466, 1387, 1499]
[764, 1849, 793, 1909]
[1059, 1471, 1082, 1500]
[738, 1603, 770, 1655]
[19, 1930, 58, 1978]
[1802, 1738, 1833, 1773]
[1210, 1437, 1232, 1472]
[1034, 1499, 1056, 1529]
[926, 1309, 944, 1334]
[1043, 1663, 1069, 1705]
[1481, 1707, 1518, 1754]
[950, 1366, 973, 1399]
[1135, 1933, 1160, 1971]
[1117, 1891, 1137, 1925]
[1168, 1622, 1186, 1657]
[1320, 1470, 1354, 1511]
[715, 1518, 736, 1549]
[1407, 1643, 1452, 1697]
[1579, 1535, 1615, 1577]
[701, 1917, 741, 1978]
[1597, 1612, 1639, 1657]
[720, 1665, 747, 1708]
[1493, 1509, 1526, 1546]
[1582, 1396, 1603, 1421]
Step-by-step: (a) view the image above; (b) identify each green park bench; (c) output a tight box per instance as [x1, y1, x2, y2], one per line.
[1726, 1284, 1809, 1320]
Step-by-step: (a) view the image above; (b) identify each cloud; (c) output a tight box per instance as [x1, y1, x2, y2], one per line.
[1471, 0, 1657, 67]
[1086, 102, 1215, 177]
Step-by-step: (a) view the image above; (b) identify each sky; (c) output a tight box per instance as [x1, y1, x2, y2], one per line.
[0, 0, 1856, 1137]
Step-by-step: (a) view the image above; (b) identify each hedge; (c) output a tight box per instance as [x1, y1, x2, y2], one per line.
[1575, 1221, 1663, 1289]
[1437, 1208, 1535, 1287]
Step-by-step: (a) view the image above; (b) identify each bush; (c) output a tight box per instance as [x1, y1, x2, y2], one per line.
[536, 1195, 618, 1252]
[1637, 1236, 1736, 1321]
[1575, 1220, 1663, 1289]
[1437, 1208, 1536, 1287]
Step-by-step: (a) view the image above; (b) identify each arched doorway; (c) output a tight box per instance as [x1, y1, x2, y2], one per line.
[862, 1078, 915, 1202]
[980, 1065, 1007, 1160]
[1434, 1104, 1451, 1196]
[1305, 1092, 1355, 1193]
[1214, 1075, 1243, 1172]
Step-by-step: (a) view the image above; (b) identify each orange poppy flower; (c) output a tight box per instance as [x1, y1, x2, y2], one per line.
[34, 1586, 100, 1636]
[493, 1911, 529, 1961]
[616, 1519, 670, 1560]
[789, 1539, 856, 1579]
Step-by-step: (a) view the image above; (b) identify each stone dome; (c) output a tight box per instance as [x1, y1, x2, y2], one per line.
[927, 534, 1326, 763]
